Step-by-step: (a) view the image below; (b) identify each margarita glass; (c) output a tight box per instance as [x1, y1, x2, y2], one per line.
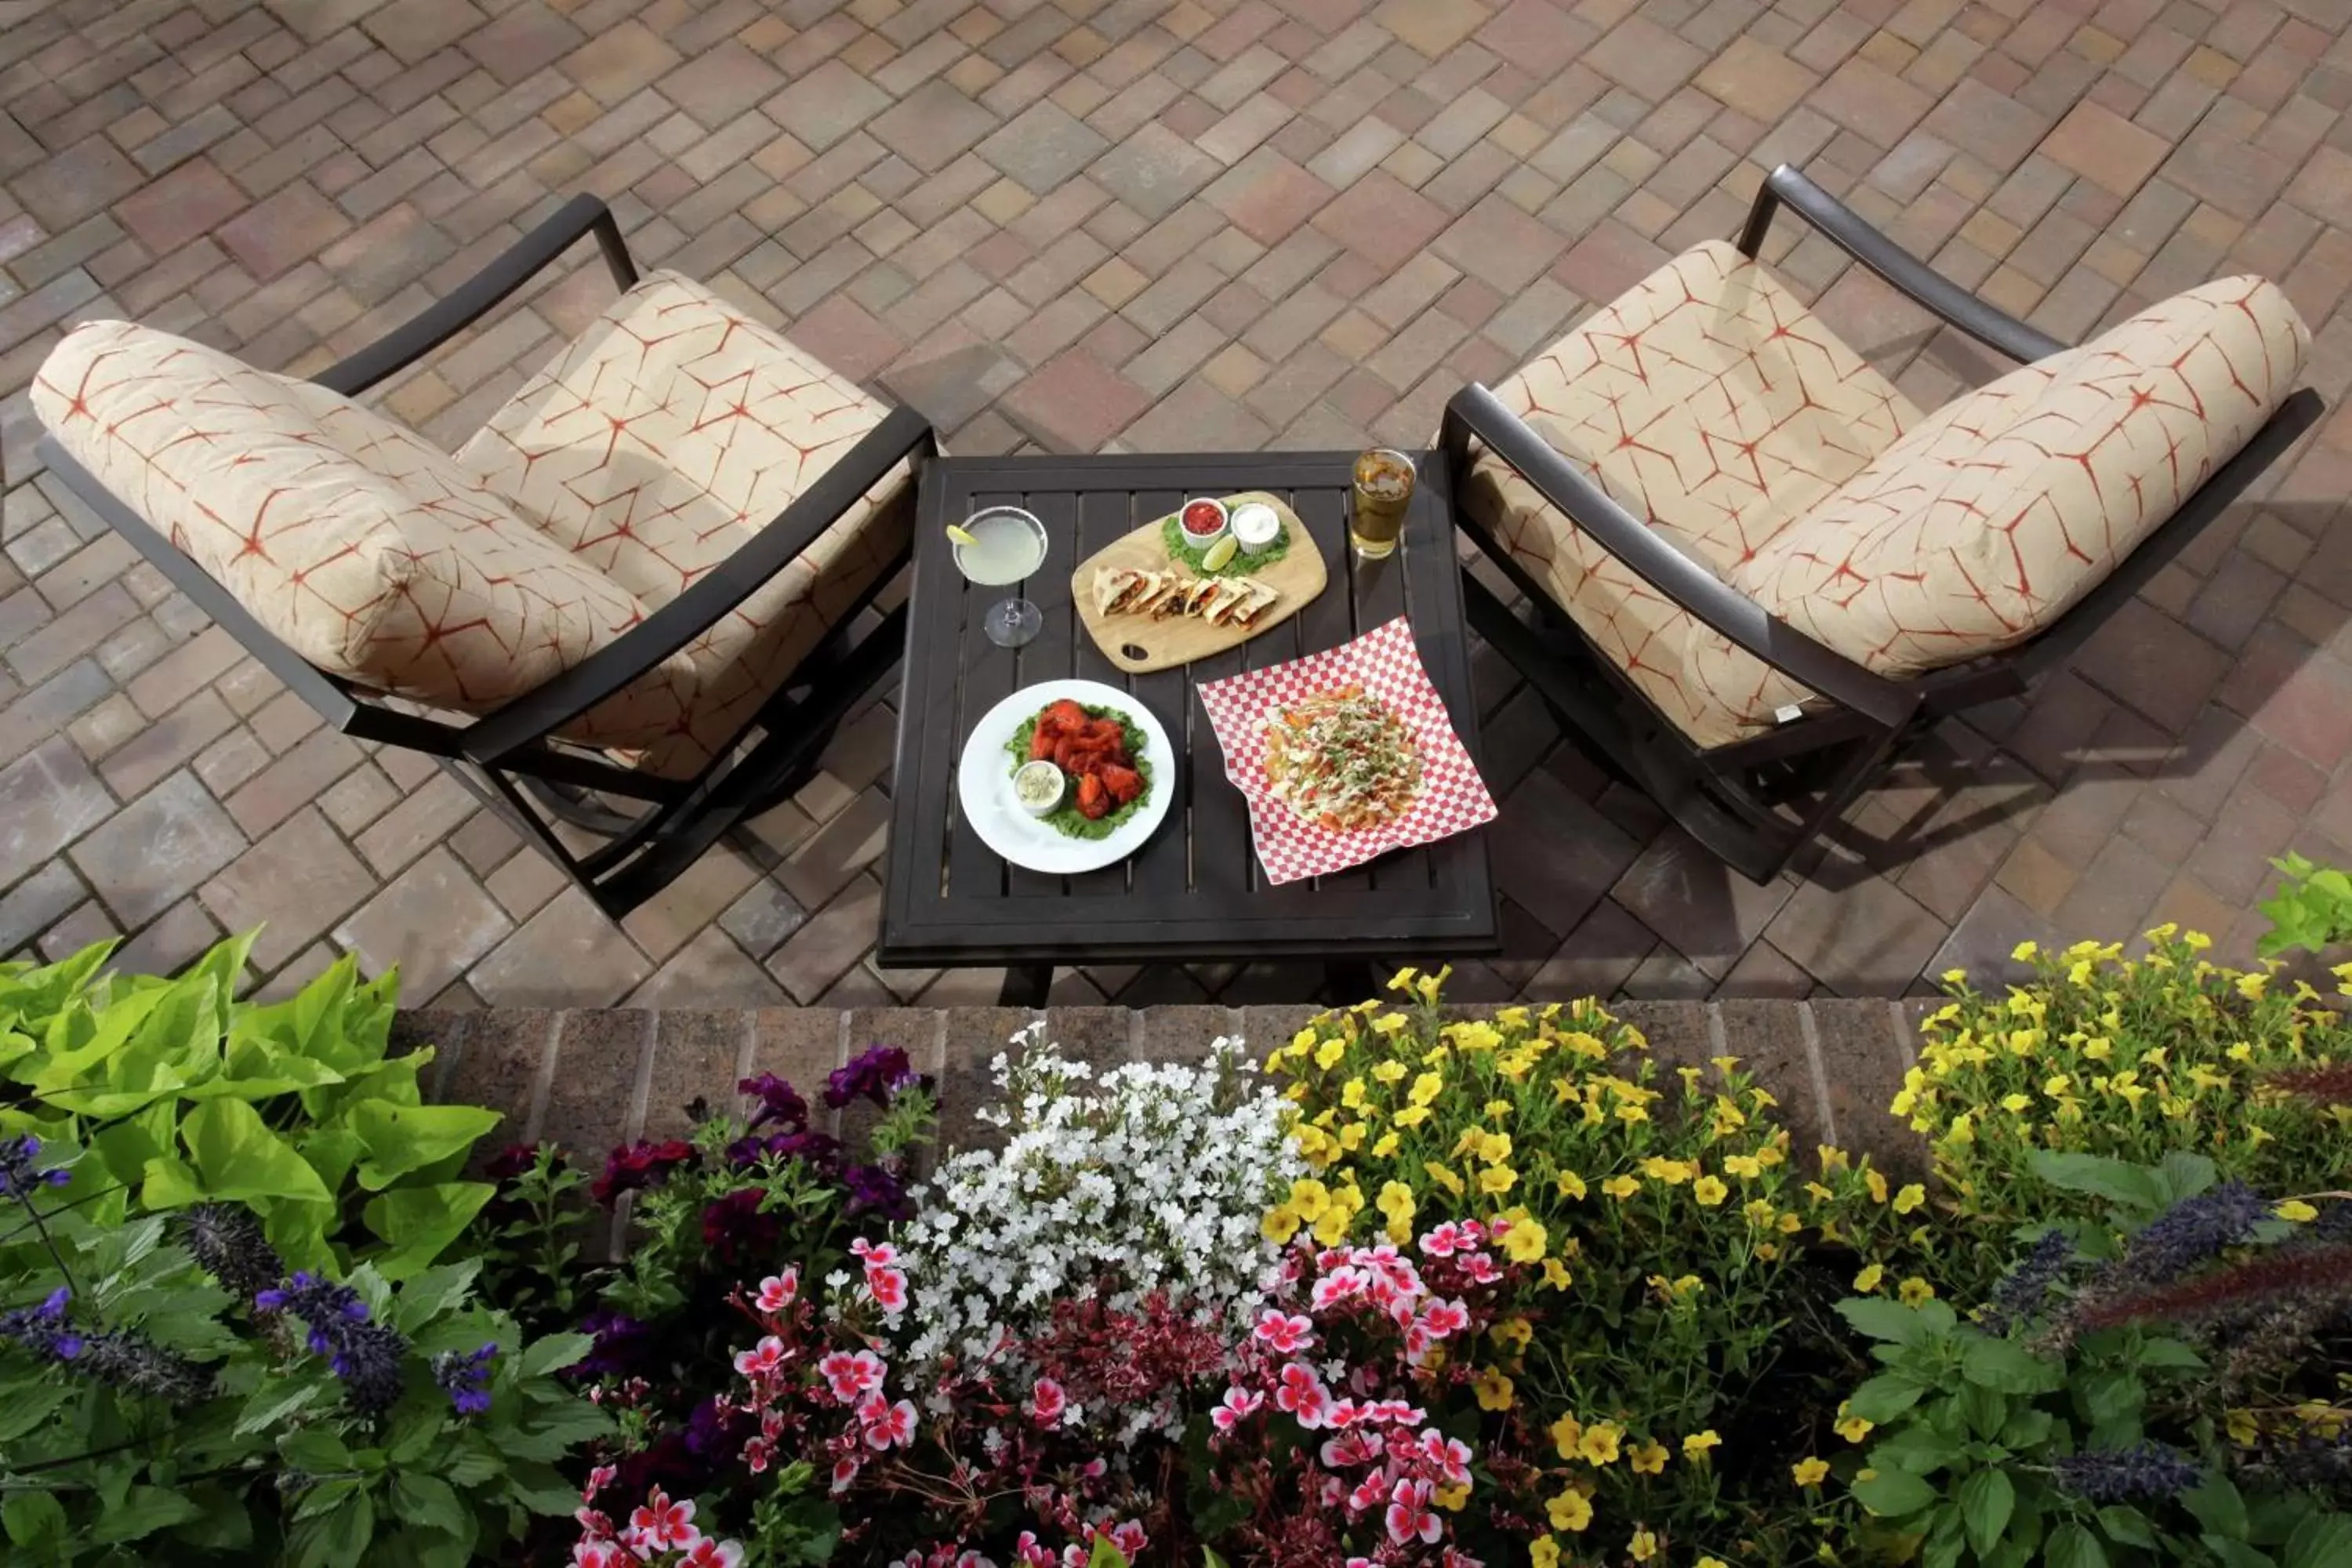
[953, 505, 1048, 648]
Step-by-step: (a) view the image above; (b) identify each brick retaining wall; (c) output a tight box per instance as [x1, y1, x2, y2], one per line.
[398, 1000, 1933, 1198]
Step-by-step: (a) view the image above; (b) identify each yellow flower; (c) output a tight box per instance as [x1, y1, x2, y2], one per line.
[1371, 1060, 1406, 1084]
[1893, 1183, 1926, 1215]
[1898, 1277, 1935, 1306]
[1261, 1205, 1299, 1243]
[1477, 1165, 1518, 1196]
[2001, 1092, 2033, 1113]
[1853, 1263, 1885, 1294]
[1385, 966, 1418, 993]
[1341, 1077, 1368, 1109]
[1311, 1207, 1349, 1247]
[1693, 1174, 1730, 1207]
[1483, 1098, 1513, 1120]
[2227, 1409, 2260, 1445]
[1615, 1102, 1650, 1124]
[1629, 1529, 1658, 1563]
[1530, 1538, 1561, 1568]
[1640, 1156, 1694, 1185]
[1416, 967, 1450, 1005]
[1549, 1413, 1583, 1459]
[1793, 1457, 1830, 1487]
[1546, 1490, 1593, 1533]
[1491, 1316, 1534, 1352]
[1393, 1106, 1432, 1127]
[1338, 1122, 1367, 1152]
[1602, 1174, 1642, 1200]
[1579, 1421, 1623, 1465]
[1777, 1210, 1802, 1235]
[1371, 1131, 1399, 1156]
[1630, 1441, 1668, 1475]
[1433, 1483, 1468, 1511]
[2012, 940, 2038, 961]
[1314, 1038, 1347, 1071]
[1473, 1130, 1513, 1164]
[1557, 1170, 1588, 1200]
[2277, 1200, 2319, 1222]
[1287, 1178, 1330, 1221]
[1473, 1367, 1514, 1410]
[1424, 1161, 1465, 1196]
[1724, 1154, 1762, 1179]
[1682, 1430, 1722, 1462]
[1371, 1012, 1409, 1036]
[1699, 1559, 1730, 1568]
[1866, 1170, 1889, 1204]
[1500, 1216, 1547, 1261]
[1836, 1415, 1875, 1443]
[1408, 1071, 1444, 1107]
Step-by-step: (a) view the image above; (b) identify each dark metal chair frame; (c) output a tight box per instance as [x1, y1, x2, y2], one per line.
[1442, 162, 2325, 885]
[36, 193, 937, 919]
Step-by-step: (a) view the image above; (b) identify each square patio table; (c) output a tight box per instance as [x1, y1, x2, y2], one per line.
[878, 449, 1498, 1005]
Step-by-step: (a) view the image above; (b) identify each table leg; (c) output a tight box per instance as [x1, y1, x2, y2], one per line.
[997, 964, 1052, 1007]
[1325, 960, 1378, 1005]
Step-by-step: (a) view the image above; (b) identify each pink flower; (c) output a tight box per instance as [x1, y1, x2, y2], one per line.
[1325, 1397, 1363, 1428]
[851, 1237, 897, 1266]
[1403, 1323, 1433, 1363]
[1029, 1377, 1067, 1426]
[1423, 1429, 1473, 1488]
[742, 1436, 774, 1475]
[858, 1392, 918, 1450]
[1366, 1399, 1425, 1425]
[1080, 1457, 1107, 1480]
[819, 1349, 886, 1403]
[831, 1456, 862, 1494]
[1459, 1250, 1501, 1284]
[627, 1488, 699, 1552]
[1320, 1431, 1381, 1468]
[1419, 1222, 1463, 1258]
[1110, 1521, 1148, 1555]
[572, 1542, 629, 1568]
[1014, 1533, 1056, 1567]
[755, 1270, 800, 1313]
[732, 1336, 786, 1379]
[1254, 1309, 1316, 1353]
[680, 1540, 745, 1568]
[866, 1264, 909, 1313]
[1210, 1385, 1264, 1432]
[1420, 1298, 1470, 1338]
[1311, 1265, 1367, 1312]
[1274, 1363, 1330, 1429]
[1348, 1473, 1388, 1514]
[1457, 1219, 1486, 1243]
[1386, 1479, 1441, 1546]
[582, 1464, 617, 1505]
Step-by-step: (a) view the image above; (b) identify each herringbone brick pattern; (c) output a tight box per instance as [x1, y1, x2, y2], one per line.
[3, 0, 2351, 1011]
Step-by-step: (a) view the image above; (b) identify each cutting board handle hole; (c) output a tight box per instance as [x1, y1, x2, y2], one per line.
[1121, 642, 1149, 661]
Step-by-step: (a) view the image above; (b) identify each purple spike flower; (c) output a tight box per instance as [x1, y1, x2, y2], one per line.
[0, 1134, 71, 1198]
[2053, 1443, 2203, 1502]
[257, 1272, 407, 1417]
[0, 1287, 209, 1400]
[430, 1342, 496, 1416]
[176, 1203, 285, 1301]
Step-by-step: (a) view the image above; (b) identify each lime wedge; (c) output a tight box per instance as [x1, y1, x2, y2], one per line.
[945, 524, 981, 549]
[1202, 534, 1239, 573]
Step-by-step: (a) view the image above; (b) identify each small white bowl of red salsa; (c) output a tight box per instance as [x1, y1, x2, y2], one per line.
[1178, 497, 1229, 548]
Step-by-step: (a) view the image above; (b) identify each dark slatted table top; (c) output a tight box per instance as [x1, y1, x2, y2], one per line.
[879, 449, 1497, 971]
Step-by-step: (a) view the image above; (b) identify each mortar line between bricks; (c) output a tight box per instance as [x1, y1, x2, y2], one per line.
[519, 1011, 564, 1143]
[928, 1008, 947, 1076]
[1127, 1008, 1145, 1057]
[1888, 1001, 1918, 1068]
[1702, 1002, 1727, 1068]
[422, 1014, 471, 1102]
[1795, 1001, 1838, 1149]
[731, 1014, 758, 1091]
[622, 1010, 658, 1145]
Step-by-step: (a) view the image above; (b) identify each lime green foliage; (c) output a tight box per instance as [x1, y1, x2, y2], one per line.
[0, 935, 498, 1279]
[2257, 854, 2352, 958]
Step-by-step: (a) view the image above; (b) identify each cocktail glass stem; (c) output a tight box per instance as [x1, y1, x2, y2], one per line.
[985, 595, 1043, 648]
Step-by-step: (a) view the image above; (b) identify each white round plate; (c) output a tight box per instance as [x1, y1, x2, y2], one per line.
[956, 679, 1175, 874]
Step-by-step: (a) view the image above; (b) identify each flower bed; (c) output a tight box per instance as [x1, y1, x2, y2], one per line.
[4, 934, 2352, 1566]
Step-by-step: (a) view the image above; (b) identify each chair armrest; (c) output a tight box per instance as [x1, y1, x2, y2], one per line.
[460, 404, 936, 767]
[1441, 383, 1918, 730]
[1737, 164, 2068, 365]
[311, 193, 639, 397]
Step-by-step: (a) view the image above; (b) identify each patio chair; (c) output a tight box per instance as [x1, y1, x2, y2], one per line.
[1441, 162, 2323, 884]
[31, 194, 933, 918]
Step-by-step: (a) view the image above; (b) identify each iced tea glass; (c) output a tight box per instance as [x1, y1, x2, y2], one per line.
[1349, 448, 1415, 561]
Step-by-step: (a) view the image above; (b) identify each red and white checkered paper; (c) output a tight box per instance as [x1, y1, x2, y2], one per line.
[1197, 617, 1497, 885]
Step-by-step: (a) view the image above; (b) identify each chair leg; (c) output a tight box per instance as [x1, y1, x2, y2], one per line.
[518, 775, 647, 837]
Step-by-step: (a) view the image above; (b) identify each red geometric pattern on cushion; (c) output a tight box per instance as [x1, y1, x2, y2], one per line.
[1720, 276, 2310, 713]
[30, 320, 683, 720]
[458, 270, 914, 779]
[1457, 240, 1922, 748]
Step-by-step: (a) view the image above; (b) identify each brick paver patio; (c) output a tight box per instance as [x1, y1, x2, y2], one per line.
[4, 0, 2352, 1012]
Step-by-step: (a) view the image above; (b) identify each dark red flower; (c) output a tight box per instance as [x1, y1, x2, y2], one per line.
[485, 1142, 549, 1181]
[591, 1138, 696, 1206]
[701, 1187, 782, 1265]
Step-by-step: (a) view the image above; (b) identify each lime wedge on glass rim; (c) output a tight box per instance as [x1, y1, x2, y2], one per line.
[945, 523, 981, 549]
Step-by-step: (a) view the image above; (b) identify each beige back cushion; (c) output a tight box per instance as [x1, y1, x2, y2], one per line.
[32, 320, 687, 718]
[1727, 276, 2310, 681]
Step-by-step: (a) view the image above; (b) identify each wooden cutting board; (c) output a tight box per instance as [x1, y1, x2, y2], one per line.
[1070, 492, 1329, 673]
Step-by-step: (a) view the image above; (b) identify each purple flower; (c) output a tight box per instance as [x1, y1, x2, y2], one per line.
[825, 1045, 915, 1110]
[431, 1342, 496, 1416]
[843, 1163, 913, 1222]
[4, 1287, 212, 1401]
[683, 1394, 739, 1457]
[724, 1127, 841, 1175]
[590, 1138, 697, 1207]
[0, 1134, 70, 1198]
[1984, 1230, 2075, 1334]
[572, 1310, 652, 1378]
[700, 1188, 781, 1266]
[258, 1272, 406, 1417]
[176, 1203, 285, 1301]
[2119, 1181, 2270, 1285]
[739, 1073, 809, 1134]
[485, 1142, 550, 1182]
[2053, 1443, 2202, 1501]
[1, 1287, 81, 1360]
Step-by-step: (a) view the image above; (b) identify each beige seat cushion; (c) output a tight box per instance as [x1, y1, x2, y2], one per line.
[1727, 276, 2310, 697]
[458, 270, 914, 779]
[1460, 239, 1922, 746]
[31, 320, 680, 720]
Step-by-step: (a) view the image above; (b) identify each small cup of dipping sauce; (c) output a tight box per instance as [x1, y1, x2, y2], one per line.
[1013, 760, 1065, 816]
[1229, 501, 1281, 555]
[1178, 497, 1229, 548]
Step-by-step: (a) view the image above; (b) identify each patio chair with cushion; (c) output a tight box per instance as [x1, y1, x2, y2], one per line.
[31, 194, 933, 919]
[1441, 162, 2324, 884]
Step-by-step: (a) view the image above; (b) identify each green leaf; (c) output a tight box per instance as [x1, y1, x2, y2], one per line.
[282, 1427, 354, 1474]
[1962, 1334, 2055, 1393]
[1087, 1537, 1130, 1568]
[1852, 1467, 1940, 1519]
[2284, 1513, 2352, 1568]
[1961, 1469, 2016, 1557]
[361, 1181, 494, 1278]
[520, 1331, 597, 1381]
[392, 1259, 482, 1330]
[183, 1097, 332, 1204]
[440, 1444, 503, 1489]
[391, 1473, 466, 1537]
[2136, 1338, 2208, 1370]
[1203, 1551, 1230, 1568]
[0, 1381, 69, 1443]
[322, 1492, 375, 1568]
[1999, 1408, 2055, 1449]
[2, 1490, 67, 1548]
[1846, 1371, 1930, 1424]
[350, 1102, 501, 1189]
[1959, 1381, 2009, 1439]
[238, 1377, 325, 1437]
[1838, 1296, 1932, 1345]
[2204, 1541, 2276, 1568]
[506, 1459, 582, 1515]
[2045, 1522, 2108, 1568]
[2185, 1474, 2249, 1539]
[2027, 1152, 2165, 1212]
[89, 1485, 203, 1544]
[2099, 1506, 2158, 1548]
[2155, 1151, 2218, 1202]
